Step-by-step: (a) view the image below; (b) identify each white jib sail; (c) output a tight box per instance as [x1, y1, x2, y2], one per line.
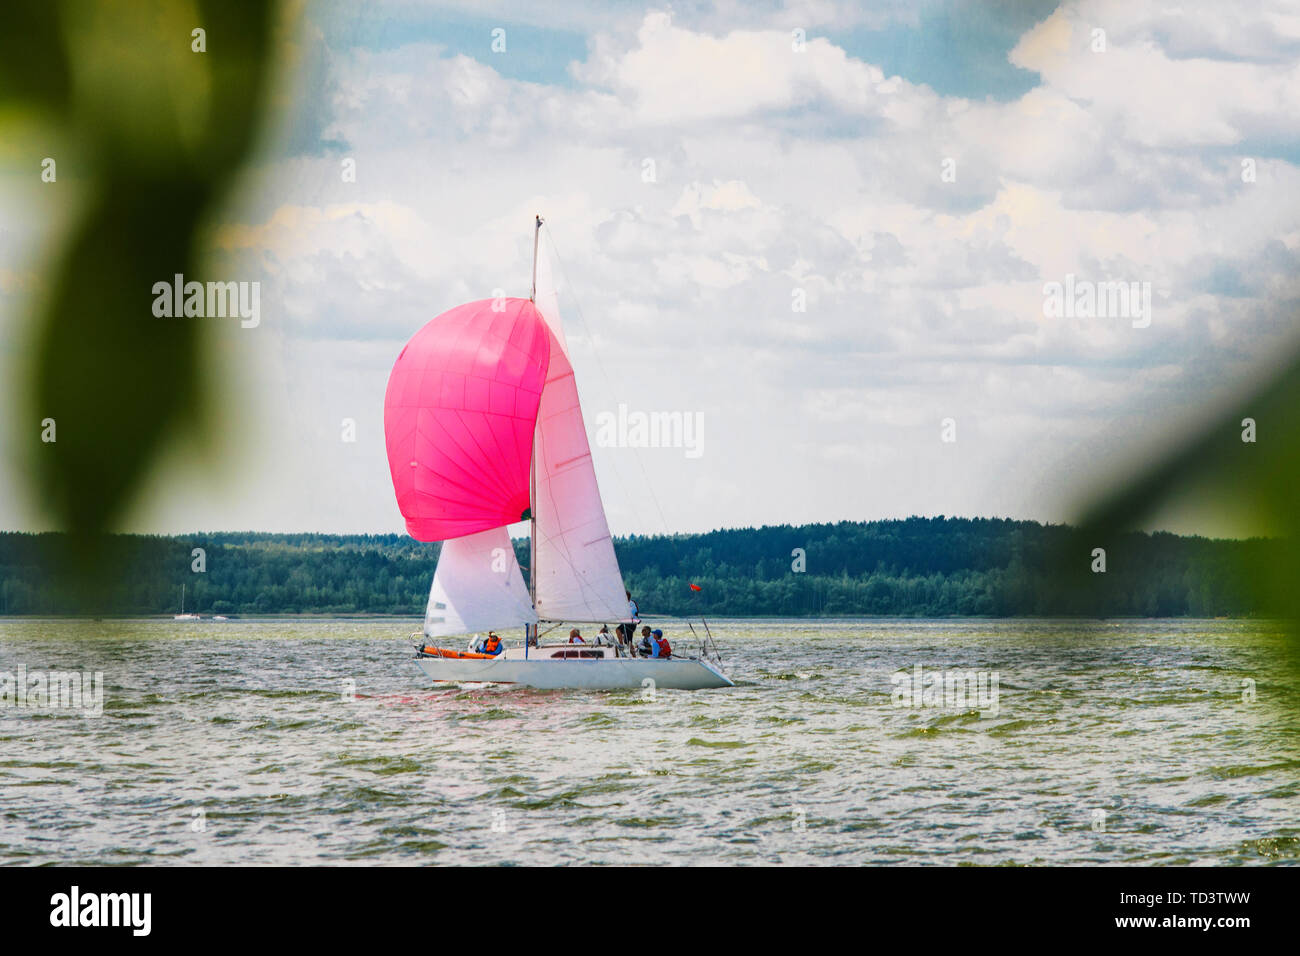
[530, 243, 631, 623]
[424, 526, 537, 638]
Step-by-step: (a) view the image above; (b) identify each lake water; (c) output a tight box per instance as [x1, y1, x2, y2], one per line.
[1, 618, 1296, 865]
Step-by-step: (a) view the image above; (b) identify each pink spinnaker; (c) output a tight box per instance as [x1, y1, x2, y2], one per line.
[384, 297, 551, 542]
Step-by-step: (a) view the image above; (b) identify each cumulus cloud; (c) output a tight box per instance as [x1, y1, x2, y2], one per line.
[4, 0, 1296, 539]
[1009, 1, 1300, 149]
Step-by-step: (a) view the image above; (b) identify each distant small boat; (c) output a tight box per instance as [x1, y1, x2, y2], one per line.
[172, 583, 200, 621]
[384, 217, 731, 690]
[212, 615, 229, 622]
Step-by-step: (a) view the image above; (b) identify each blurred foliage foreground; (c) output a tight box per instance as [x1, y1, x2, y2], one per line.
[0, 1, 279, 598]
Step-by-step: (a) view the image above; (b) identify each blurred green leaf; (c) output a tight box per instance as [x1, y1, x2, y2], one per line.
[5, 0, 280, 589]
[1070, 344, 1300, 709]
[0, 3, 71, 114]
[1075, 351, 1300, 618]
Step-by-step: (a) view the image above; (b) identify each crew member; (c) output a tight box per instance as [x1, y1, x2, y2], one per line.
[475, 631, 504, 655]
[619, 591, 640, 646]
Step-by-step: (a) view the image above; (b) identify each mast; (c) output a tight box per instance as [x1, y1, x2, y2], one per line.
[530, 214, 543, 303]
[525, 215, 629, 628]
[528, 214, 542, 650]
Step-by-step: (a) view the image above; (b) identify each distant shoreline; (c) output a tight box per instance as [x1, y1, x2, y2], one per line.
[2, 520, 1290, 618]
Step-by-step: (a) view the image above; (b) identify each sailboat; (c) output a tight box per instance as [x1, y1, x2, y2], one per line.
[173, 583, 200, 621]
[383, 217, 732, 690]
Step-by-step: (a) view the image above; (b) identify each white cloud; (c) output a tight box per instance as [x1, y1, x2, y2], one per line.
[1010, 1, 1300, 149]
[575, 10, 899, 124]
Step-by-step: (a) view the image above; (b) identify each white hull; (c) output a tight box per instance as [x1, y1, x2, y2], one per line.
[415, 652, 733, 690]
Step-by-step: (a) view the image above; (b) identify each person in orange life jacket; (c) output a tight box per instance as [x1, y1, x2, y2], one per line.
[474, 631, 504, 655]
[569, 628, 585, 644]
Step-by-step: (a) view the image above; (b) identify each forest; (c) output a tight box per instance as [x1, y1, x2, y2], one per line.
[0, 517, 1282, 618]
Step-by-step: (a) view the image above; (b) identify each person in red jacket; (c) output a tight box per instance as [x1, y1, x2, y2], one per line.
[643, 629, 672, 658]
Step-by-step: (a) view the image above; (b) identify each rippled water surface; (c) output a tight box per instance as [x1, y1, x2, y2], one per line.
[1, 618, 1297, 865]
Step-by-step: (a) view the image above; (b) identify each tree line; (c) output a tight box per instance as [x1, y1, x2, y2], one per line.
[0, 517, 1284, 618]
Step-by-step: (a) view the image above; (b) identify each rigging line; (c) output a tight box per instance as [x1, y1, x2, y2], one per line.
[543, 229, 672, 537]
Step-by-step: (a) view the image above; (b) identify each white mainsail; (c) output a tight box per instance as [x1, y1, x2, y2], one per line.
[424, 526, 537, 638]
[529, 243, 631, 623]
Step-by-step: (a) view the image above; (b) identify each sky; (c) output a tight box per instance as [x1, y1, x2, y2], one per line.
[2, 0, 1299, 539]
